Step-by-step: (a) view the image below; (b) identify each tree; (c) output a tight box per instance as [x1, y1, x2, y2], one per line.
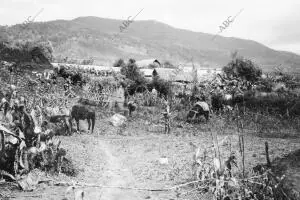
[113, 58, 125, 67]
[35, 40, 54, 62]
[223, 57, 262, 82]
[121, 58, 147, 95]
[121, 58, 142, 82]
[150, 76, 172, 98]
[0, 40, 53, 65]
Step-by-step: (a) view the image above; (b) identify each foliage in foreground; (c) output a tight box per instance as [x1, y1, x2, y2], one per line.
[188, 109, 299, 200]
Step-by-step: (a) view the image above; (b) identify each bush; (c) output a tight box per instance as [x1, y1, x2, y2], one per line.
[148, 77, 172, 98]
[223, 57, 262, 82]
[120, 59, 141, 81]
[113, 58, 125, 67]
[121, 58, 148, 95]
[0, 40, 53, 66]
[54, 65, 86, 86]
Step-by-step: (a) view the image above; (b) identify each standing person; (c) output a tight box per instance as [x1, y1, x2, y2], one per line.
[151, 88, 158, 97]
[127, 99, 137, 117]
[162, 100, 171, 134]
[123, 82, 129, 107]
[0, 93, 10, 120]
[151, 88, 158, 105]
[117, 84, 125, 113]
[108, 84, 125, 114]
[64, 76, 72, 96]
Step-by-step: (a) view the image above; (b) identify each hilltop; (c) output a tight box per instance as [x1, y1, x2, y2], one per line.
[1, 16, 300, 72]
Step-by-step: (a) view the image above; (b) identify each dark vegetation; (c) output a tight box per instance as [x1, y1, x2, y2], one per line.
[119, 58, 172, 97]
[223, 57, 262, 82]
[53, 65, 86, 86]
[113, 58, 126, 68]
[0, 40, 53, 70]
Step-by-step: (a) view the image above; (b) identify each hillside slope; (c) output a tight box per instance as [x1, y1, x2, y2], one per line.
[1, 16, 300, 72]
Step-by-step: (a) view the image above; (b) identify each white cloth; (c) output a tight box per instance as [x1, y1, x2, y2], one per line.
[1, 98, 7, 104]
[195, 101, 210, 112]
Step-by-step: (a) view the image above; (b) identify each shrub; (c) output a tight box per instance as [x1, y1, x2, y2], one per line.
[258, 78, 273, 92]
[54, 65, 86, 86]
[148, 77, 172, 99]
[121, 58, 149, 95]
[113, 58, 126, 67]
[120, 58, 142, 81]
[0, 40, 53, 66]
[223, 57, 262, 82]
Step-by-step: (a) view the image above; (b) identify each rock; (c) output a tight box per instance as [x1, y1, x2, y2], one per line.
[109, 114, 127, 127]
[159, 157, 169, 165]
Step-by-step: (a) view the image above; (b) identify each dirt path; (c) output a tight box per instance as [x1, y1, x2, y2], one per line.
[64, 135, 143, 200]
[97, 140, 141, 200]
[5, 135, 144, 200]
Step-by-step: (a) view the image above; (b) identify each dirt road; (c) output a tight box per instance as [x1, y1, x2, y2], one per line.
[96, 140, 141, 200]
[7, 134, 173, 200]
[4, 128, 300, 200]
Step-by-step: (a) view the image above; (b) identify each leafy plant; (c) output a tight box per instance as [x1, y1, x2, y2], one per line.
[223, 57, 262, 82]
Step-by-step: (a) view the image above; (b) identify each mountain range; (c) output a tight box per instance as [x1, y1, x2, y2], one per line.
[1, 16, 300, 72]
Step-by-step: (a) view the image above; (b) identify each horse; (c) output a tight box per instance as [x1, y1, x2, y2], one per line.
[70, 105, 95, 134]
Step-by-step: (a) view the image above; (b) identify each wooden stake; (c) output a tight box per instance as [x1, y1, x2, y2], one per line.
[265, 141, 271, 168]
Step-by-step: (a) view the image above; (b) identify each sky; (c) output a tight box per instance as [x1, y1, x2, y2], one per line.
[0, 0, 299, 55]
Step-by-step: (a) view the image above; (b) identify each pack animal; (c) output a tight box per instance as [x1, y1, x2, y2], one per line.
[70, 105, 95, 133]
